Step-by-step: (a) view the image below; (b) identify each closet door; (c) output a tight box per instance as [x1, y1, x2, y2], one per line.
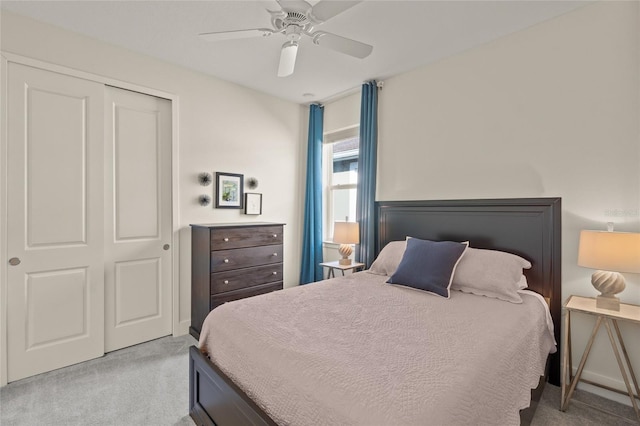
[6, 63, 105, 381]
[104, 87, 172, 352]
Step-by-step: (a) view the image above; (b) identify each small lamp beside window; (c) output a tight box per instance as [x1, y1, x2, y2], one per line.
[578, 228, 640, 311]
[334, 221, 360, 265]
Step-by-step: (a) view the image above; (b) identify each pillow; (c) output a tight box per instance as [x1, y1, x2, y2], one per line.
[517, 274, 528, 290]
[367, 240, 406, 276]
[451, 247, 531, 303]
[386, 238, 468, 298]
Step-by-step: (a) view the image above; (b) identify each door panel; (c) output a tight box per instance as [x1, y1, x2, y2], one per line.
[27, 89, 87, 247]
[7, 63, 105, 382]
[114, 105, 160, 240]
[105, 87, 172, 352]
[27, 268, 88, 349]
[114, 258, 161, 325]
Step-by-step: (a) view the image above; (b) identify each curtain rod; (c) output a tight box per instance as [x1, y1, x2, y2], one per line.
[315, 79, 384, 105]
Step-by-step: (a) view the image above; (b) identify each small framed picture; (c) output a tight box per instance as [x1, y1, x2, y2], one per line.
[244, 193, 262, 215]
[215, 172, 244, 209]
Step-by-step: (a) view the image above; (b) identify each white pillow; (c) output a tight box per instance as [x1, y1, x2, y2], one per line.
[517, 274, 528, 290]
[451, 247, 531, 303]
[367, 240, 406, 276]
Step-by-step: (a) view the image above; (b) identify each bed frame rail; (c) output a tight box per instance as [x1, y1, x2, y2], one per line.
[189, 346, 276, 426]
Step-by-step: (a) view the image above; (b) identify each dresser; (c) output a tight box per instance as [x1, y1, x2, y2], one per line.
[190, 222, 284, 339]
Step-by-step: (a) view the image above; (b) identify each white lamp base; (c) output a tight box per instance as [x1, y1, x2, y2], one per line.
[596, 294, 620, 311]
[591, 270, 625, 311]
[338, 244, 353, 265]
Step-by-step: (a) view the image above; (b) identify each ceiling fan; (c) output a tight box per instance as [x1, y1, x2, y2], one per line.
[199, 0, 373, 77]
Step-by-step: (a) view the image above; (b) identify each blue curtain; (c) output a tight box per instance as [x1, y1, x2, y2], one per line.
[356, 81, 378, 267]
[299, 104, 324, 284]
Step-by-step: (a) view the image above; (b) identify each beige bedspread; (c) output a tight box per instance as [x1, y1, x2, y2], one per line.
[199, 272, 556, 426]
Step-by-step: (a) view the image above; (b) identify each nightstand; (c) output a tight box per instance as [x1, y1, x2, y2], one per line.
[561, 295, 640, 420]
[319, 260, 365, 279]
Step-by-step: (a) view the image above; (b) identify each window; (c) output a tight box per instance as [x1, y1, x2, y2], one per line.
[323, 127, 359, 241]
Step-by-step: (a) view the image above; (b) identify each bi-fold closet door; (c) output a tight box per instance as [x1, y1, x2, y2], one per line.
[6, 63, 172, 382]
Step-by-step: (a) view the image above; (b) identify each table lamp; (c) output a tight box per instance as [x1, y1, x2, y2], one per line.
[333, 221, 359, 265]
[578, 229, 640, 311]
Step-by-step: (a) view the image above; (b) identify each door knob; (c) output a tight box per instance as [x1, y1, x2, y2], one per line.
[8, 257, 21, 266]
[163, 244, 170, 250]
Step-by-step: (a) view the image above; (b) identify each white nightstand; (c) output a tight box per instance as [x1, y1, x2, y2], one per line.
[319, 260, 365, 279]
[561, 295, 640, 420]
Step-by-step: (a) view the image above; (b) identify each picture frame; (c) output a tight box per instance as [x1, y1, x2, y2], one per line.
[244, 193, 262, 215]
[215, 172, 244, 209]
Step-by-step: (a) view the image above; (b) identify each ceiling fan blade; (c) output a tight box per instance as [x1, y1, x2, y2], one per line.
[276, 0, 312, 14]
[310, 0, 361, 23]
[199, 28, 274, 42]
[312, 31, 372, 59]
[277, 41, 299, 77]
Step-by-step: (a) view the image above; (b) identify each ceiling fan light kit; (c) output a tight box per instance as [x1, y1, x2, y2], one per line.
[278, 40, 299, 77]
[199, 0, 372, 77]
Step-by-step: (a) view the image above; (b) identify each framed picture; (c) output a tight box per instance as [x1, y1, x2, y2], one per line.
[215, 172, 244, 209]
[244, 193, 262, 215]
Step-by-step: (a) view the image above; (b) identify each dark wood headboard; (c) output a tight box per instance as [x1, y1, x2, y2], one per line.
[375, 198, 561, 386]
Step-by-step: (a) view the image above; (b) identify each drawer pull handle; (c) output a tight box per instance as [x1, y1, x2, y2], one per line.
[223, 238, 229, 242]
[224, 280, 229, 284]
[272, 234, 277, 238]
[272, 253, 278, 257]
[272, 271, 278, 275]
[224, 259, 229, 263]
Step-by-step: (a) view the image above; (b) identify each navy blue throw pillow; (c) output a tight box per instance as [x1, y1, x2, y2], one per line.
[386, 238, 468, 298]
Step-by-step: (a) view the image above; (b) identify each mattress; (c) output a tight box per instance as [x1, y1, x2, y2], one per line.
[199, 271, 556, 426]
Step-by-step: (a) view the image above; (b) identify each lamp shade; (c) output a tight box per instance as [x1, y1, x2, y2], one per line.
[578, 230, 640, 273]
[333, 222, 359, 245]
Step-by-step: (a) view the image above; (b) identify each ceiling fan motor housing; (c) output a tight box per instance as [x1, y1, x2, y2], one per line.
[285, 11, 307, 24]
[284, 25, 302, 41]
[272, 11, 312, 32]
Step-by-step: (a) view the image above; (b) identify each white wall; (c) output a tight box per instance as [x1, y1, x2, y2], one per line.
[324, 92, 360, 135]
[377, 1, 639, 404]
[0, 10, 305, 346]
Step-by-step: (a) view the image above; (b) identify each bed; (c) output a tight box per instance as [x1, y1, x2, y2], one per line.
[189, 198, 562, 426]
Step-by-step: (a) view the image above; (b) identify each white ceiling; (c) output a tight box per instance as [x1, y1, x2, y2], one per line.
[1, 0, 589, 104]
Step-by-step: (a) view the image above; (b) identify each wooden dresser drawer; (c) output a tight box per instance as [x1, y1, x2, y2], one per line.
[210, 264, 283, 294]
[211, 245, 283, 272]
[210, 282, 282, 310]
[210, 226, 283, 250]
